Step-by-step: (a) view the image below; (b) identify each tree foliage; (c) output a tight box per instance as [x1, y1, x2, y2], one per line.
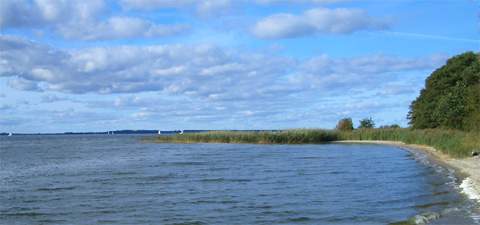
[358, 117, 375, 129]
[336, 118, 354, 131]
[408, 52, 480, 131]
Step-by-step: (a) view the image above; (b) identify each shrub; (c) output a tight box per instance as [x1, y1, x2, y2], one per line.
[358, 117, 375, 129]
[336, 118, 354, 131]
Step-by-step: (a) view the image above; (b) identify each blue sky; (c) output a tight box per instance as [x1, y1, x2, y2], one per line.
[0, 0, 478, 133]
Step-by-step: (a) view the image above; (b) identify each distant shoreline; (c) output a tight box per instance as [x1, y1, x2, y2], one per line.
[333, 140, 480, 203]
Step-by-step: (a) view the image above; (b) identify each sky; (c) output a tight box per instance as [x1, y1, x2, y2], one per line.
[0, 0, 479, 133]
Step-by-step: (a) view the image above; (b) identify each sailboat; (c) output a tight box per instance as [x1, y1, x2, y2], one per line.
[158, 130, 162, 135]
[7, 132, 12, 136]
[179, 130, 184, 134]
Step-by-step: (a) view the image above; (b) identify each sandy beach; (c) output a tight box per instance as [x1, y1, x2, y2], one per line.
[334, 140, 480, 202]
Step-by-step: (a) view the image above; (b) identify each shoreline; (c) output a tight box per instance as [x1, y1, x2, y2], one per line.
[333, 140, 480, 202]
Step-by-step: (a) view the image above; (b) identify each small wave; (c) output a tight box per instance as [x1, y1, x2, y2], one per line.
[169, 221, 206, 225]
[1, 212, 46, 217]
[35, 186, 78, 192]
[191, 199, 238, 204]
[198, 178, 251, 183]
[471, 213, 480, 224]
[287, 216, 311, 222]
[169, 161, 207, 166]
[111, 171, 137, 176]
[415, 201, 450, 209]
[295, 156, 323, 160]
[459, 177, 480, 201]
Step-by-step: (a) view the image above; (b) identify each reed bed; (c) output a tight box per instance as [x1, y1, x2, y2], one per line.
[151, 129, 338, 144]
[150, 128, 479, 158]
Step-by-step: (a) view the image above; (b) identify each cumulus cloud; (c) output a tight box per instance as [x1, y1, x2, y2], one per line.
[7, 77, 42, 91]
[0, 35, 294, 97]
[0, 0, 188, 40]
[0, 35, 446, 109]
[253, 7, 389, 39]
[0, 34, 443, 130]
[59, 17, 189, 41]
[292, 53, 446, 91]
[120, 0, 232, 16]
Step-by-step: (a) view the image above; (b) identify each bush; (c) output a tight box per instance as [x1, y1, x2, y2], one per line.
[358, 117, 375, 129]
[336, 118, 354, 131]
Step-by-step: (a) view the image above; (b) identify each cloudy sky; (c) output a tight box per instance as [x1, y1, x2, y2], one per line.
[0, 0, 478, 133]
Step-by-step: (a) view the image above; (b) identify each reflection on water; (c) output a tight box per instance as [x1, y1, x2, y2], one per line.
[0, 135, 477, 224]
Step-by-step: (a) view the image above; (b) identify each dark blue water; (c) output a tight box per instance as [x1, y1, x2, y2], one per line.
[0, 135, 478, 224]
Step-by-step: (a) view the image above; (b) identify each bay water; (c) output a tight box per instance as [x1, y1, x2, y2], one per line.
[1, 135, 478, 224]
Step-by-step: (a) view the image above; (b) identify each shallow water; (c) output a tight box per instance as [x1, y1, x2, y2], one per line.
[0, 135, 478, 224]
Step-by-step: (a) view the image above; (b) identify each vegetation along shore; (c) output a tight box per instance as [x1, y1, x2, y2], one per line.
[150, 128, 478, 158]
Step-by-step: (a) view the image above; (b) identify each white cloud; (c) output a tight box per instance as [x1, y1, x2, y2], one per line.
[120, 0, 232, 16]
[132, 110, 153, 120]
[253, 7, 389, 39]
[41, 94, 66, 103]
[0, 36, 293, 96]
[120, 0, 194, 9]
[59, 16, 189, 41]
[292, 53, 446, 91]
[0, 35, 445, 104]
[0, 0, 188, 40]
[7, 77, 41, 91]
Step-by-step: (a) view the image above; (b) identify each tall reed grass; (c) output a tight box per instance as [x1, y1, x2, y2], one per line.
[150, 128, 479, 158]
[151, 129, 338, 144]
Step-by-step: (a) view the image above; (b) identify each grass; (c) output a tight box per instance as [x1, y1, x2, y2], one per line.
[338, 128, 480, 158]
[149, 128, 480, 158]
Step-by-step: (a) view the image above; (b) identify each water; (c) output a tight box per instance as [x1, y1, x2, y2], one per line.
[0, 135, 478, 225]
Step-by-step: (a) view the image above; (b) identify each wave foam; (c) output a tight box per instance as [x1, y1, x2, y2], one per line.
[460, 177, 480, 201]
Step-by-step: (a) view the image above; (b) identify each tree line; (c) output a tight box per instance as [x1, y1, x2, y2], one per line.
[336, 51, 480, 132]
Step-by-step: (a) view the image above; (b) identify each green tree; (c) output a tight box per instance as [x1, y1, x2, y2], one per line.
[336, 118, 354, 131]
[408, 52, 480, 131]
[358, 118, 375, 129]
